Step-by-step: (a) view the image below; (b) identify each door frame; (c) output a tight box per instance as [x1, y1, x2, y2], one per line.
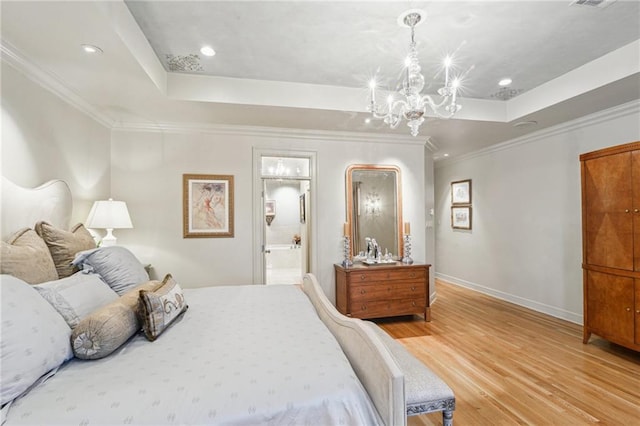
[252, 148, 317, 284]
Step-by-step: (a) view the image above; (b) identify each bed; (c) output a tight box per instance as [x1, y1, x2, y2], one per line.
[0, 178, 406, 425]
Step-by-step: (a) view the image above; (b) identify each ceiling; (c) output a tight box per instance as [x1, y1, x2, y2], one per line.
[1, 1, 639, 160]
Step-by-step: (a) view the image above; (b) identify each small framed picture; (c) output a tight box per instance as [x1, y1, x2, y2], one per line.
[183, 174, 234, 238]
[451, 179, 472, 205]
[265, 200, 276, 216]
[451, 206, 472, 230]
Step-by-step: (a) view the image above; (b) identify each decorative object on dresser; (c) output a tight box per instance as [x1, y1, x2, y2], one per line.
[183, 174, 234, 238]
[85, 198, 133, 246]
[580, 141, 640, 352]
[401, 222, 413, 264]
[342, 222, 353, 267]
[335, 262, 431, 321]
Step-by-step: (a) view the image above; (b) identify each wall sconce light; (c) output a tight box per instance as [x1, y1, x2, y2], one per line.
[86, 198, 133, 246]
[364, 191, 382, 217]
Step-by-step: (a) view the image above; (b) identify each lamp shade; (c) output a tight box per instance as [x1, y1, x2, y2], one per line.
[86, 199, 133, 230]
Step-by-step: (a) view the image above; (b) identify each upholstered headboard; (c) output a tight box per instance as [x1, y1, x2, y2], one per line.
[1, 177, 72, 240]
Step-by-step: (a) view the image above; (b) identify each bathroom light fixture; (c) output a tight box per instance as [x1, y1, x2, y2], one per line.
[367, 9, 473, 137]
[81, 44, 103, 54]
[86, 199, 133, 246]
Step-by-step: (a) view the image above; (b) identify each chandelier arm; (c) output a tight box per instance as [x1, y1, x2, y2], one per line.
[421, 95, 457, 118]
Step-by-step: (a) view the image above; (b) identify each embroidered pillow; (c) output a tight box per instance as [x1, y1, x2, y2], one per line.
[139, 274, 188, 341]
[71, 279, 162, 360]
[34, 272, 119, 328]
[35, 222, 96, 279]
[72, 246, 149, 295]
[0, 274, 73, 406]
[1, 228, 58, 284]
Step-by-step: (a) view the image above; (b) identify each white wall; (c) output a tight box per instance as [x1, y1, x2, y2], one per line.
[434, 101, 640, 324]
[1, 62, 111, 224]
[111, 128, 428, 301]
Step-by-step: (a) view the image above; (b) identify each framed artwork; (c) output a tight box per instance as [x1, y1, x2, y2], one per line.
[183, 174, 234, 238]
[299, 193, 306, 224]
[451, 179, 472, 205]
[451, 206, 472, 230]
[265, 200, 276, 216]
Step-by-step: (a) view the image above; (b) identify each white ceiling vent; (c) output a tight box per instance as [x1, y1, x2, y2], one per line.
[570, 0, 617, 9]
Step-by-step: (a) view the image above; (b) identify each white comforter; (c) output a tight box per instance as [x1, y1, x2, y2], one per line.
[5, 285, 381, 425]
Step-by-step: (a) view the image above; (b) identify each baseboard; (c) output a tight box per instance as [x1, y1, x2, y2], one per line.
[434, 272, 583, 325]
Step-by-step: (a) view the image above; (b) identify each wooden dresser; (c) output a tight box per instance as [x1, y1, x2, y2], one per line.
[580, 141, 640, 352]
[334, 262, 431, 321]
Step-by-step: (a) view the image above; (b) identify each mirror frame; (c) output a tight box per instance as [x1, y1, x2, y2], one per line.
[345, 164, 403, 259]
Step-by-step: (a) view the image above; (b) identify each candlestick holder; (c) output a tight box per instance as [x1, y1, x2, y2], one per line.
[342, 236, 353, 267]
[402, 234, 413, 264]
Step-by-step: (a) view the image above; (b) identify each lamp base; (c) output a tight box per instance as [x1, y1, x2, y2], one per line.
[101, 229, 117, 247]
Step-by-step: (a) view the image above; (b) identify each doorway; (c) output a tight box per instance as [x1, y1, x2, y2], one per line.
[263, 178, 309, 284]
[253, 151, 315, 285]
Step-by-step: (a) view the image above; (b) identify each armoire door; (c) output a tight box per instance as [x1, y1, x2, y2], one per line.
[583, 151, 634, 271]
[632, 150, 640, 271]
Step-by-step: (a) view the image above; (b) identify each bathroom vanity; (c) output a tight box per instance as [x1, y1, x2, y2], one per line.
[334, 262, 431, 321]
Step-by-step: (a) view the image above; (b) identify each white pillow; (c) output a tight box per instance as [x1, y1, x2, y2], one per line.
[34, 272, 119, 328]
[72, 246, 149, 295]
[0, 274, 73, 406]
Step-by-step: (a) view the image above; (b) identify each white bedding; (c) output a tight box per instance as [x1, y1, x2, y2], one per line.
[4, 285, 382, 425]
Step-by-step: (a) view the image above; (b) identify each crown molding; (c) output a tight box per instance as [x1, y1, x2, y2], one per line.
[436, 99, 640, 169]
[0, 40, 115, 129]
[112, 120, 426, 145]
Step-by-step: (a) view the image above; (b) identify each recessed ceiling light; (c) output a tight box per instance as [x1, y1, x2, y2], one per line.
[498, 78, 512, 87]
[443, 153, 449, 157]
[200, 46, 216, 57]
[364, 117, 371, 124]
[81, 44, 103, 54]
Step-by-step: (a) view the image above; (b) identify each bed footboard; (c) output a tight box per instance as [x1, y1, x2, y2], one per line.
[302, 274, 405, 426]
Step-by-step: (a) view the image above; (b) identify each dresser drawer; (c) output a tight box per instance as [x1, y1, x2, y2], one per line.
[351, 268, 426, 284]
[350, 298, 426, 319]
[349, 281, 425, 302]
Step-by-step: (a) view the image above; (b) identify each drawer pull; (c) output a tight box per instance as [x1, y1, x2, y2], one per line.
[361, 305, 367, 311]
[411, 286, 416, 291]
[412, 301, 416, 306]
[359, 274, 366, 281]
[409, 272, 416, 278]
[626, 307, 631, 312]
[360, 289, 366, 294]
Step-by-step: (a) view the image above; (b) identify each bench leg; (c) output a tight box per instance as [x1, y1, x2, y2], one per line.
[443, 409, 453, 426]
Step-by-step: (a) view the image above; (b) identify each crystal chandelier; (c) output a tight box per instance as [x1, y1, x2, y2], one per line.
[368, 9, 467, 137]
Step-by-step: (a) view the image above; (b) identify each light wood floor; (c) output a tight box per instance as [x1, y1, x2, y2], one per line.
[375, 279, 640, 426]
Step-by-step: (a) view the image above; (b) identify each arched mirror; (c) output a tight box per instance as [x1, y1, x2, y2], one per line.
[346, 164, 403, 259]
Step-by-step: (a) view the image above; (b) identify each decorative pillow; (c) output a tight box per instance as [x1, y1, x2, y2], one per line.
[72, 246, 149, 295]
[0, 274, 73, 406]
[35, 222, 96, 279]
[34, 272, 119, 328]
[139, 274, 189, 341]
[71, 279, 162, 360]
[1, 228, 58, 284]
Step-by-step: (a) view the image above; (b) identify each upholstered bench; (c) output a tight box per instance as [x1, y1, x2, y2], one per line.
[366, 322, 456, 426]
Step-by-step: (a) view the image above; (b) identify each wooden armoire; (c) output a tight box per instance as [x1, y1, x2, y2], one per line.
[580, 141, 640, 351]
